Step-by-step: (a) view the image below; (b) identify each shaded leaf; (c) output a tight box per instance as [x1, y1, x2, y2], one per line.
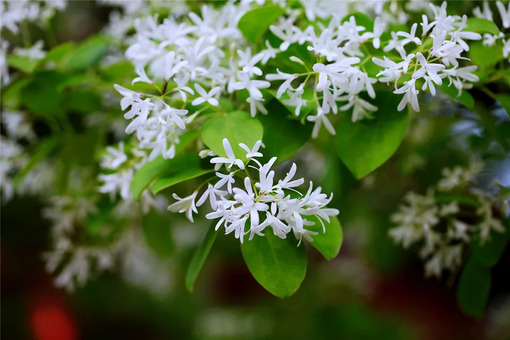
[131, 152, 200, 200]
[496, 94, 510, 118]
[7, 55, 40, 73]
[438, 83, 475, 109]
[186, 221, 218, 292]
[20, 70, 69, 118]
[457, 256, 492, 318]
[238, 5, 285, 43]
[471, 219, 510, 267]
[66, 35, 110, 71]
[151, 168, 213, 195]
[336, 91, 408, 179]
[259, 95, 312, 163]
[241, 231, 307, 297]
[201, 111, 263, 160]
[307, 215, 343, 260]
[342, 12, 374, 31]
[130, 156, 169, 200]
[469, 42, 503, 69]
[466, 18, 499, 35]
[143, 211, 174, 258]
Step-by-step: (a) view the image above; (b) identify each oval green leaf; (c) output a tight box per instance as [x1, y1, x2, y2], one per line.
[258, 96, 312, 163]
[466, 18, 499, 35]
[20, 70, 69, 118]
[201, 111, 263, 160]
[496, 94, 510, 118]
[241, 231, 307, 298]
[336, 91, 408, 179]
[307, 215, 343, 260]
[469, 41, 504, 69]
[457, 256, 492, 318]
[130, 156, 169, 200]
[67, 35, 110, 71]
[143, 211, 174, 258]
[471, 219, 510, 268]
[238, 5, 285, 43]
[7, 55, 40, 73]
[186, 221, 218, 292]
[438, 83, 474, 109]
[130, 134, 201, 200]
[151, 168, 213, 195]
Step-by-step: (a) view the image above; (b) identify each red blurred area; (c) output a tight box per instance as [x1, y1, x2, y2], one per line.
[28, 286, 77, 340]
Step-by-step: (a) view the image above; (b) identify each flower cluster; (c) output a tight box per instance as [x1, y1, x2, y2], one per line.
[390, 163, 509, 278]
[168, 138, 339, 243]
[473, 1, 510, 59]
[113, 0, 487, 162]
[373, 2, 482, 112]
[114, 2, 278, 161]
[0, 0, 66, 34]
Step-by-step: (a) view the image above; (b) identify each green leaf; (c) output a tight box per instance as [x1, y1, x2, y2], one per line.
[457, 256, 492, 318]
[471, 219, 510, 267]
[201, 111, 263, 160]
[64, 88, 102, 113]
[496, 94, 510, 118]
[342, 12, 374, 31]
[258, 96, 312, 163]
[241, 231, 307, 297]
[66, 35, 110, 71]
[20, 70, 69, 118]
[130, 156, 169, 200]
[238, 5, 285, 43]
[335, 91, 408, 179]
[186, 222, 218, 292]
[131, 152, 201, 200]
[7, 55, 40, 73]
[43, 42, 75, 64]
[100, 60, 134, 82]
[13, 137, 60, 187]
[438, 83, 475, 109]
[143, 211, 173, 258]
[151, 168, 213, 195]
[1, 77, 31, 108]
[469, 41, 503, 69]
[466, 18, 499, 35]
[307, 215, 343, 260]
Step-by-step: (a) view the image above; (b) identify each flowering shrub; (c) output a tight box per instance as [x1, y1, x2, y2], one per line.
[1, 0, 509, 316]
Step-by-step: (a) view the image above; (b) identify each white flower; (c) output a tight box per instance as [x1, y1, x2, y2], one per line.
[473, 2, 493, 21]
[237, 48, 262, 77]
[397, 23, 422, 46]
[191, 84, 220, 106]
[277, 163, 304, 190]
[394, 78, 420, 112]
[246, 97, 268, 117]
[239, 140, 264, 162]
[161, 103, 188, 130]
[174, 74, 194, 101]
[413, 52, 445, 86]
[98, 170, 134, 200]
[210, 138, 245, 170]
[132, 66, 152, 85]
[313, 58, 360, 92]
[307, 108, 336, 138]
[101, 142, 128, 170]
[283, 84, 307, 116]
[231, 71, 270, 100]
[215, 172, 236, 194]
[168, 191, 198, 222]
[497, 1, 510, 28]
[196, 184, 222, 210]
[266, 69, 298, 99]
